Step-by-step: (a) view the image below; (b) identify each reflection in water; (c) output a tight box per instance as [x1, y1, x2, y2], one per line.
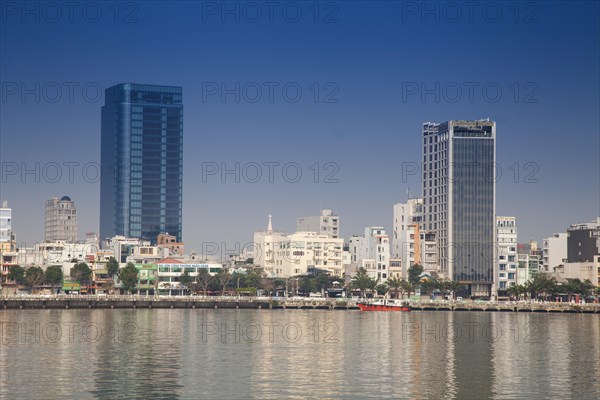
[0, 310, 598, 399]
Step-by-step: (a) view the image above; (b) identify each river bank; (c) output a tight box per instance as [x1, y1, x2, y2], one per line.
[2, 295, 599, 313]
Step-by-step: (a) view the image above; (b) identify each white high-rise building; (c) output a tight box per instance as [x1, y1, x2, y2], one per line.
[542, 233, 568, 272]
[296, 209, 340, 238]
[393, 198, 423, 275]
[348, 227, 390, 280]
[496, 216, 518, 295]
[45, 196, 78, 242]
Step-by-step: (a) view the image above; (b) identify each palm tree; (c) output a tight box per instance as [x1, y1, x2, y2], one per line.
[507, 285, 519, 300]
[401, 280, 414, 298]
[386, 276, 403, 299]
[351, 267, 373, 298]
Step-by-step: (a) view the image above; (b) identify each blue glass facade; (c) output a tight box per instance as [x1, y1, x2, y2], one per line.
[100, 84, 183, 244]
[422, 120, 496, 296]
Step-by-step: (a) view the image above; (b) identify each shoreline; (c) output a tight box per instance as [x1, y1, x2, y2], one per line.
[1, 296, 599, 313]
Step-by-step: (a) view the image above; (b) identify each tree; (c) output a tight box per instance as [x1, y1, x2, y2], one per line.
[298, 276, 316, 295]
[106, 257, 119, 277]
[351, 268, 375, 298]
[242, 271, 262, 289]
[386, 276, 403, 299]
[271, 278, 286, 296]
[45, 265, 63, 294]
[194, 268, 213, 297]
[25, 266, 45, 294]
[375, 283, 388, 296]
[506, 285, 519, 300]
[180, 270, 193, 293]
[314, 273, 331, 296]
[215, 270, 232, 295]
[71, 262, 92, 286]
[530, 273, 557, 300]
[8, 265, 25, 284]
[401, 279, 414, 298]
[408, 264, 424, 286]
[119, 262, 139, 294]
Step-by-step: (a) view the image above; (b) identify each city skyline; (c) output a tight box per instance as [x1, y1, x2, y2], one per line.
[1, 1, 598, 250]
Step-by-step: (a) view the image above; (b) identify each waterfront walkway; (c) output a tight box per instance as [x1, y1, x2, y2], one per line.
[2, 295, 599, 313]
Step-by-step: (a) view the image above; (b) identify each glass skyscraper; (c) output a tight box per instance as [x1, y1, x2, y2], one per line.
[100, 83, 183, 244]
[422, 119, 496, 297]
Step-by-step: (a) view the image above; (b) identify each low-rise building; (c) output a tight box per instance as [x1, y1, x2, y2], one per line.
[555, 256, 600, 287]
[157, 257, 223, 294]
[274, 232, 343, 277]
[157, 233, 185, 256]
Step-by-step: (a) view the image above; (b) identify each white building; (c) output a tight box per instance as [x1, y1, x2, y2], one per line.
[542, 233, 568, 272]
[496, 216, 518, 295]
[0, 201, 11, 243]
[392, 198, 422, 260]
[296, 209, 340, 238]
[45, 196, 78, 242]
[273, 231, 343, 277]
[555, 256, 600, 287]
[348, 227, 390, 280]
[16, 241, 98, 267]
[105, 236, 153, 264]
[419, 230, 438, 274]
[157, 257, 223, 292]
[253, 214, 287, 276]
[0, 201, 18, 286]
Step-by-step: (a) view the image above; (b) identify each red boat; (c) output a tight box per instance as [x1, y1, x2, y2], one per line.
[357, 299, 411, 311]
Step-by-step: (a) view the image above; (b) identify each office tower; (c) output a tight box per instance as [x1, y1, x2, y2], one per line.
[45, 196, 78, 242]
[422, 119, 496, 297]
[100, 83, 183, 244]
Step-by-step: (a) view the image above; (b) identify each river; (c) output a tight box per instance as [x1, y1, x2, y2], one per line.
[0, 309, 598, 399]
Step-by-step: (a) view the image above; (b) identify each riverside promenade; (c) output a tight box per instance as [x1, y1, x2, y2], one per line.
[2, 295, 600, 313]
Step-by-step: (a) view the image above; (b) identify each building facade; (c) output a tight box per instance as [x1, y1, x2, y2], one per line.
[348, 227, 390, 280]
[253, 214, 287, 276]
[567, 218, 600, 263]
[296, 209, 340, 238]
[422, 119, 496, 297]
[273, 232, 344, 277]
[496, 216, 518, 294]
[100, 83, 183, 244]
[0, 201, 11, 244]
[542, 233, 568, 272]
[392, 198, 422, 274]
[45, 196, 78, 242]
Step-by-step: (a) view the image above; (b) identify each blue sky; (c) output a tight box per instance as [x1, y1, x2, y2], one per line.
[1, 1, 599, 252]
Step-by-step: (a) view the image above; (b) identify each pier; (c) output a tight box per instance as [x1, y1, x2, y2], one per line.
[1, 296, 599, 313]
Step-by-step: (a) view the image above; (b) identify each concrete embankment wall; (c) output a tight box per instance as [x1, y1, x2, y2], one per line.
[2, 298, 600, 313]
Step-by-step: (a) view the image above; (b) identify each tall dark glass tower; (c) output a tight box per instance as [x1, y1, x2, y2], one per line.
[100, 83, 183, 244]
[422, 119, 496, 297]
